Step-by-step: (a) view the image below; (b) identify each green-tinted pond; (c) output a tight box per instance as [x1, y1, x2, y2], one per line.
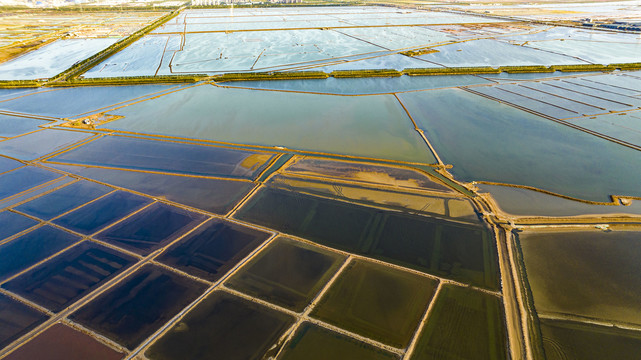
[225, 237, 345, 312]
[145, 291, 295, 360]
[280, 322, 400, 360]
[311, 260, 438, 348]
[518, 229, 641, 326]
[410, 285, 507, 360]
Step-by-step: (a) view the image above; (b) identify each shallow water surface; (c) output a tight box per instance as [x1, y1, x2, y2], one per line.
[70, 264, 207, 349]
[0, 293, 48, 349]
[2, 242, 137, 312]
[312, 260, 438, 348]
[539, 318, 641, 360]
[53, 190, 152, 235]
[518, 229, 641, 326]
[398, 88, 641, 202]
[0, 225, 80, 281]
[105, 85, 435, 164]
[145, 291, 295, 360]
[0, 211, 38, 241]
[45, 164, 254, 215]
[225, 237, 345, 311]
[0, 130, 94, 161]
[280, 322, 400, 360]
[235, 186, 497, 289]
[51, 135, 275, 179]
[96, 202, 207, 255]
[409, 285, 507, 360]
[3, 323, 125, 360]
[0, 85, 173, 118]
[0, 166, 63, 202]
[0, 115, 48, 138]
[157, 218, 272, 281]
[15, 180, 113, 220]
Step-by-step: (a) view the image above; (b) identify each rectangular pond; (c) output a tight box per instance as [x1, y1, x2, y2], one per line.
[0, 225, 80, 282]
[70, 264, 208, 350]
[0, 130, 94, 161]
[0, 293, 48, 349]
[104, 85, 436, 164]
[52, 190, 152, 235]
[44, 164, 255, 215]
[0, 85, 174, 118]
[311, 259, 438, 348]
[409, 285, 507, 360]
[398, 88, 641, 202]
[3, 323, 125, 360]
[538, 318, 641, 360]
[0, 115, 48, 138]
[222, 74, 493, 95]
[0, 166, 63, 202]
[0, 38, 117, 80]
[2, 241, 137, 312]
[518, 229, 641, 326]
[225, 237, 345, 312]
[280, 322, 400, 360]
[0, 211, 38, 242]
[95, 202, 207, 255]
[156, 218, 272, 282]
[15, 180, 113, 221]
[235, 186, 498, 290]
[49, 135, 276, 180]
[144, 291, 295, 360]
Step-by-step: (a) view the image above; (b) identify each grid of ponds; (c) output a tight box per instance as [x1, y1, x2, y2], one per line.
[80, 6, 641, 76]
[2, 4, 641, 360]
[0, 119, 506, 359]
[0, 10, 166, 80]
[1, 68, 640, 359]
[516, 228, 641, 359]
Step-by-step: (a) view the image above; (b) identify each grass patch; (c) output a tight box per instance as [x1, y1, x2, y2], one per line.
[216, 71, 328, 82]
[331, 69, 402, 78]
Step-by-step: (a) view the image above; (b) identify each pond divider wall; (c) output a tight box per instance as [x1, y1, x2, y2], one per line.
[47, 8, 184, 83]
[2, 63, 641, 88]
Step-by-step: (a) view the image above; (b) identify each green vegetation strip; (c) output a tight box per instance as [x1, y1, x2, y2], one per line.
[48, 75, 207, 87]
[404, 67, 500, 75]
[2, 63, 641, 89]
[0, 80, 45, 88]
[215, 71, 328, 82]
[47, 8, 183, 82]
[331, 69, 402, 78]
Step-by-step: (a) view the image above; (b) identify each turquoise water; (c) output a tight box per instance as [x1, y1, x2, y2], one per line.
[399, 88, 641, 202]
[566, 112, 641, 147]
[478, 184, 641, 217]
[106, 85, 435, 164]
